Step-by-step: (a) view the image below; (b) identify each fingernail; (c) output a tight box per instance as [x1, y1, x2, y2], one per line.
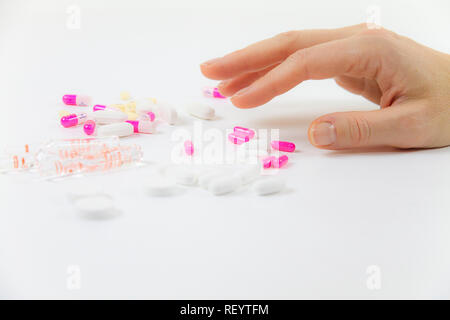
[200, 57, 220, 67]
[217, 79, 231, 89]
[310, 122, 336, 146]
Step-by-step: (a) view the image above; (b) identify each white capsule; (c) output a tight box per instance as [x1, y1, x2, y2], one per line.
[185, 102, 215, 120]
[136, 120, 156, 134]
[208, 175, 241, 196]
[90, 110, 128, 124]
[157, 102, 178, 125]
[252, 177, 285, 196]
[234, 165, 261, 185]
[146, 175, 178, 197]
[173, 166, 197, 186]
[198, 170, 227, 189]
[97, 122, 134, 137]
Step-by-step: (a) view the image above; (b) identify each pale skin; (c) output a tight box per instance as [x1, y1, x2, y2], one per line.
[200, 24, 450, 150]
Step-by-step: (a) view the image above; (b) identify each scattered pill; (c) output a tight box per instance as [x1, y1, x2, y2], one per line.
[62, 94, 91, 106]
[272, 155, 289, 168]
[184, 140, 194, 156]
[228, 133, 249, 145]
[120, 91, 131, 101]
[253, 177, 285, 196]
[271, 140, 296, 152]
[198, 170, 226, 189]
[173, 166, 198, 186]
[83, 120, 97, 136]
[93, 104, 120, 112]
[90, 110, 128, 124]
[60, 113, 88, 128]
[126, 120, 155, 134]
[126, 112, 139, 120]
[234, 165, 260, 185]
[185, 102, 215, 120]
[157, 103, 178, 125]
[97, 122, 135, 137]
[208, 175, 241, 195]
[262, 156, 276, 169]
[73, 193, 118, 219]
[202, 86, 226, 99]
[58, 110, 70, 119]
[125, 102, 136, 113]
[141, 111, 155, 122]
[136, 99, 156, 114]
[234, 126, 255, 139]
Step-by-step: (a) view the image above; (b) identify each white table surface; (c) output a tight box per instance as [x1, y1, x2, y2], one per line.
[0, 0, 449, 299]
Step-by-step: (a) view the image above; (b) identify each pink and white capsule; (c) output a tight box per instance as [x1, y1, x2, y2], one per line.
[202, 86, 226, 99]
[60, 113, 88, 128]
[234, 126, 255, 139]
[62, 95, 91, 106]
[140, 111, 155, 122]
[184, 140, 194, 156]
[262, 156, 276, 169]
[228, 133, 249, 145]
[272, 155, 289, 168]
[125, 120, 155, 134]
[83, 120, 97, 136]
[271, 140, 296, 152]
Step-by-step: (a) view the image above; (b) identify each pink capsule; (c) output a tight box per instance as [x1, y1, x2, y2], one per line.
[271, 140, 296, 152]
[145, 111, 156, 122]
[272, 155, 289, 168]
[262, 156, 276, 169]
[184, 140, 194, 156]
[234, 126, 255, 139]
[125, 120, 155, 134]
[62, 94, 91, 106]
[228, 133, 249, 145]
[60, 113, 88, 128]
[83, 120, 96, 136]
[203, 86, 226, 99]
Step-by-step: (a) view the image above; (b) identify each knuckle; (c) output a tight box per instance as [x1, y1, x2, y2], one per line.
[397, 105, 434, 147]
[346, 114, 372, 146]
[286, 49, 310, 79]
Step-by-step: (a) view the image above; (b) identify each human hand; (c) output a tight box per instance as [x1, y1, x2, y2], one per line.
[200, 24, 450, 150]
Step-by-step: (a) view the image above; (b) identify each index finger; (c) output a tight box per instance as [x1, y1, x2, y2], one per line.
[200, 24, 365, 80]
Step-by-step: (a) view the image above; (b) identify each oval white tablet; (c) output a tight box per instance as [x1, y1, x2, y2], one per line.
[185, 102, 215, 120]
[252, 177, 285, 196]
[90, 110, 128, 124]
[98, 122, 134, 137]
[208, 175, 241, 196]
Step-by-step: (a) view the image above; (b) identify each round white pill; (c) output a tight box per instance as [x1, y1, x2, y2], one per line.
[73, 194, 118, 219]
[98, 122, 134, 137]
[185, 102, 215, 120]
[208, 175, 241, 196]
[252, 177, 285, 196]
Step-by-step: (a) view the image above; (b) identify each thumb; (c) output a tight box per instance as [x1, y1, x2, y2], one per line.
[308, 106, 426, 149]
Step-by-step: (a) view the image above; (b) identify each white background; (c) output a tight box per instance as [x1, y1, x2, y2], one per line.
[0, 0, 449, 299]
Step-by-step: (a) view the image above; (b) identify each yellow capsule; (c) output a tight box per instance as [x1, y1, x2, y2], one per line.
[58, 110, 70, 118]
[125, 102, 136, 113]
[120, 91, 131, 101]
[126, 112, 138, 120]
